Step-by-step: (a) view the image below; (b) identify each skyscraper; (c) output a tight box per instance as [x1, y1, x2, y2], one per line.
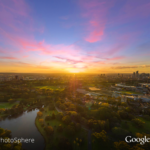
[136, 71, 139, 77]
[15, 75, 18, 80]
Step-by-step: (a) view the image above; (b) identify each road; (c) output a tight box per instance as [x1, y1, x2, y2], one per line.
[88, 130, 92, 150]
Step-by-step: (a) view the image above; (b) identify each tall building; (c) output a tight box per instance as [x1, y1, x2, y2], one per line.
[136, 71, 139, 77]
[15, 75, 18, 80]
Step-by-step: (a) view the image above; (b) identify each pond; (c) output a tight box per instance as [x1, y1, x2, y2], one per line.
[0, 109, 45, 150]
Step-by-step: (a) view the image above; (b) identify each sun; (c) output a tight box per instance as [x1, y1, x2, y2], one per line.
[66, 68, 80, 73]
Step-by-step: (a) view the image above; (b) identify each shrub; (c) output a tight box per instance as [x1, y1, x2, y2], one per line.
[37, 111, 43, 118]
[44, 126, 54, 135]
[62, 115, 71, 125]
[131, 118, 145, 128]
[39, 119, 44, 124]
[45, 115, 51, 121]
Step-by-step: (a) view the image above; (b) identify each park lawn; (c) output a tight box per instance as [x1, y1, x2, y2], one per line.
[35, 85, 64, 91]
[121, 117, 150, 135]
[35, 107, 64, 149]
[0, 102, 19, 109]
[73, 129, 88, 150]
[36, 106, 88, 150]
[121, 91, 142, 95]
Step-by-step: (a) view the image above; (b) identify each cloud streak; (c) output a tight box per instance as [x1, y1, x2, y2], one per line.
[79, 0, 114, 43]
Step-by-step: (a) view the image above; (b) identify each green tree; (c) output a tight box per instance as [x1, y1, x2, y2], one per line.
[37, 111, 43, 118]
[114, 141, 130, 150]
[62, 115, 71, 125]
[51, 112, 55, 119]
[44, 126, 54, 135]
[56, 112, 63, 120]
[92, 130, 107, 142]
[131, 118, 145, 128]
[2, 144, 11, 150]
[45, 115, 51, 121]
[39, 119, 44, 124]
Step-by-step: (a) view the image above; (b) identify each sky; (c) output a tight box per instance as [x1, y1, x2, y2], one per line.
[0, 0, 150, 74]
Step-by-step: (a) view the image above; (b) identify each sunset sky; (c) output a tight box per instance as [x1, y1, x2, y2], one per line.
[0, 0, 150, 73]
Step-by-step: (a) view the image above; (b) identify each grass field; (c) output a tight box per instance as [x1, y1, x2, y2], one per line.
[0, 102, 19, 109]
[121, 117, 150, 135]
[35, 85, 65, 91]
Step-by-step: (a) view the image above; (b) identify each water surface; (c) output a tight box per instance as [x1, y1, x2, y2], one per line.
[0, 109, 45, 150]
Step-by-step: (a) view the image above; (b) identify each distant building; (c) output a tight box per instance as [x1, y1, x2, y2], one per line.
[139, 96, 150, 102]
[139, 83, 150, 88]
[136, 71, 139, 77]
[115, 84, 136, 90]
[15, 75, 19, 80]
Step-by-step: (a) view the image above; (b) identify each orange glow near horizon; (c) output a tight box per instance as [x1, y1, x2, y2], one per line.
[66, 68, 81, 73]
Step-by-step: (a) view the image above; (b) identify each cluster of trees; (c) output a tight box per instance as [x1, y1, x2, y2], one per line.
[94, 107, 113, 120]
[65, 122, 81, 136]
[62, 115, 71, 124]
[131, 118, 145, 128]
[118, 110, 134, 120]
[55, 100, 76, 111]
[37, 111, 43, 118]
[93, 130, 107, 143]
[0, 127, 22, 150]
[114, 140, 149, 150]
[92, 130, 112, 149]
[44, 126, 54, 136]
[92, 129, 150, 150]
[88, 119, 109, 131]
[73, 137, 84, 149]
[45, 110, 56, 120]
[44, 111, 82, 136]
[0, 104, 24, 118]
[55, 137, 73, 150]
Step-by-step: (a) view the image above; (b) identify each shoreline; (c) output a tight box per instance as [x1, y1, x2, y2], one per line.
[35, 116, 46, 150]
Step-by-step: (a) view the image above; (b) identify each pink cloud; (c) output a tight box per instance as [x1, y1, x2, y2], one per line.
[0, 56, 18, 60]
[79, 0, 114, 43]
[88, 43, 126, 58]
[85, 27, 104, 43]
[0, 0, 32, 33]
[0, 24, 83, 61]
[106, 56, 125, 61]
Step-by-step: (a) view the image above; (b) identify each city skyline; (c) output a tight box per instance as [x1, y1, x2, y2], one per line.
[0, 0, 150, 73]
